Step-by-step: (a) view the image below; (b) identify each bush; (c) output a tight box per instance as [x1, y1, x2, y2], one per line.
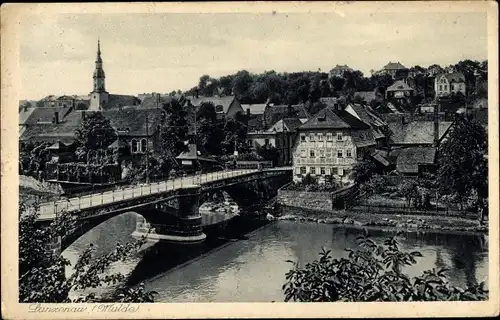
[283, 231, 488, 302]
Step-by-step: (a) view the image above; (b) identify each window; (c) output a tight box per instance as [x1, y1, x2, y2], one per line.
[439, 85, 443, 91]
[300, 150, 306, 158]
[320, 167, 325, 175]
[310, 150, 315, 158]
[264, 138, 269, 146]
[326, 134, 333, 141]
[310, 167, 316, 174]
[346, 149, 352, 157]
[337, 149, 343, 158]
[444, 85, 448, 91]
[140, 139, 148, 153]
[300, 167, 306, 174]
[295, 167, 301, 175]
[332, 167, 338, 175]
[215, 105, 224, 112]
[309, 134, 315, 142]
[300, 134, 306, 142]
[319, 149, 325, 157]
[337, 132, 343, 141]
[338, 168, 344, 176]
[318, 134, 324, 141]
[131, 139, 138, 153]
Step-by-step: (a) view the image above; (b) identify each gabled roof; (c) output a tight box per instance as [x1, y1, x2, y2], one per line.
[382, 62, 407, 70]
[176, 143, 218, 163]
[388, 121, 454, 145]
[185, 95, 236, 114]
[351, 129, 376, 147]
[140, 94, 186, 108]
[241, 103, 268, 115]
[48, 140, 68, 150]
[23, 106, 71, 125]
[396, 147, 436, 174]
[437, 72, 466, 83]
[107, 139, 129, 149]
[103, 106, 163, 136]
[106, 94, 141, 110]
[299, 107, 370, 131]
[267, 118, 303, 133]
[386, 80, 414, 92]
[263, 104, 311, 126]
[19, 107, 36, 125]
[371, 149, 390, 167]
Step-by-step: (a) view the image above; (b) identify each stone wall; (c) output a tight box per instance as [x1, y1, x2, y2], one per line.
[277, 189, 332, 211]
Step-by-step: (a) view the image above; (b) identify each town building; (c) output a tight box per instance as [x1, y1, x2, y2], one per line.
[387, 118, 454, 148]
[434, 72, 466, 97]
[377, 62, 409, 79]
[392, 147, 437, 176]
[247, 118, 302, 166]
[261, 104, 311, 130]
[328, 65, 354, 78]
[184, 93, 244, 120]
[385, 80, 415, 100]
[292, 104, 378, 184]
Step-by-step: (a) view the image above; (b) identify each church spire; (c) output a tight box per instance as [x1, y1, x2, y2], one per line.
[96, 39, 102, 63]
[93, 39, 105, 92]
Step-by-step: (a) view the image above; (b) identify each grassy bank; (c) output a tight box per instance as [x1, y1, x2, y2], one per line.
[276, 205, 488, 234]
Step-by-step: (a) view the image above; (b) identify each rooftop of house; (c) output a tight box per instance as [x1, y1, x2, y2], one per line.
[437, 72, 466, 83]
[106, 94, 141, 110]
[371, 149, 390, 167]
[354, 91, 379, 102]
[386, 80, 415, 92]
[176, 143, 218, 162]
[185, 95, 236, 114]
[382, 61, 408, 70]
[299, 106, 371, 131]
[267, 118, 303, 133]
[41, 94, 90, 101]
[23, 106, 73, 125]
[241, 103, 268, 115]
[19, 106, 37, 125]
[388, 120, 454, 145]
[263, 104, 311, 127]
[395, 147, 436, 174]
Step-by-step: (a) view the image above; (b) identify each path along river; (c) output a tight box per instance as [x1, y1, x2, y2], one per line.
[62, 210, 488, 302]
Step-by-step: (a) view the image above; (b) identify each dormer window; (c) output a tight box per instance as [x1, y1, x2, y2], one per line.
[215, 105, 224, 112]
[309, 134, 315, 142]
[337, 132, 343, 141]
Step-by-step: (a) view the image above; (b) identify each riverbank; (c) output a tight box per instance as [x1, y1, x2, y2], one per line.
[276, 205, 488, 234]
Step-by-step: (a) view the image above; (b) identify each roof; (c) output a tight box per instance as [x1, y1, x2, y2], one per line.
[263, 104, 311, 126]
[351, 129, 376, 147]
[267, 118, 303, 133]
[106, 94, 141, 110]
[388, 121, 454, 145]
[48, 141, 68, 150]
[19, 107, 36, 125]
[107, 139, 129, 149]
[23, 106, 72, 125]
[247, 114, 265, 131]
[299, 106, 370, 131]
[241, 103, 267, 115]
[371, 149, 390, 167]
[386, 80, 414, 92]
[140, 94, 186, 108]
[20, 107, 163, 143]
[347, 104, 387, 127]
[396, 147, 436, 174]
[185, 95, 236, 114]
[437, 72, 466, 83]
[383, 62, 407, 70]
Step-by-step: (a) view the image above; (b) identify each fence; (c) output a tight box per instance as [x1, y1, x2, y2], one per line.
[37, 169, 258, 218]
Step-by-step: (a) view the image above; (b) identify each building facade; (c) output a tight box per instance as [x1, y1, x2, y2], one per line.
[292, 106, 376, 184]
[434, 72, 466, 97]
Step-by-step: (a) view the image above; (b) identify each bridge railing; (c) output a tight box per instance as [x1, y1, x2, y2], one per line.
[37, 168, 260, 218]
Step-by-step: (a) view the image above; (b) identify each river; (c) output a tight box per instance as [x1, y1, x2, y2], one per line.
[62, 211, 488, 302]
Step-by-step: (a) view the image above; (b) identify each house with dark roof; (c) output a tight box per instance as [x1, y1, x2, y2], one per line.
[385, 80, 415, 100]
[328, 65, 354, 78]
[393, 147, 437, 176]
[184, 95, 243, 120]
[344, 103, 389, 148]
[247, 118, 303, 166]
[434, 72, 466, 98]
[292, 105, 377, 184]
[262, 104, 311, 130]
[387, 119, 454, 148]
[377, 62, 409, 79]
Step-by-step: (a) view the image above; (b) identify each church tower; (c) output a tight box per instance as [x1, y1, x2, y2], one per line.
[89, 40, 109, 111]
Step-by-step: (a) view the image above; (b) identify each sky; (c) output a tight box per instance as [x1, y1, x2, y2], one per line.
[20, 10, 488, 100]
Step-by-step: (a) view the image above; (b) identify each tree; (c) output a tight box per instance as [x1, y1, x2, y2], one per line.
[400, 179, 419, 207]
[256, 144, 280, 166]
[19, 204, 157, 303]
[437, 118, 487, 211]
[196, 102, 224, 155]
[75, 112, 117, 150]
[283, 232, 488, 302]
[158, 99, 189, 159]
[351, 157, 377, 185]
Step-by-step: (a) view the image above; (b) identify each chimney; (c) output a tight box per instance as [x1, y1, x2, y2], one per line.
[53, 111, 59, 124]
[23, 104, 28, 112]
[401, 115, 406, 125]
[433, 103, 440, 147]
[246, 108, 251, 117]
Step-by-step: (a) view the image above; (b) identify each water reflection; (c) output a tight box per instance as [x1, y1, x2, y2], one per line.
[63, 212, 488, 302]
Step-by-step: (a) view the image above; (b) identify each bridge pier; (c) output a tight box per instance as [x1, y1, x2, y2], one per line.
[133, 186, 206, 244]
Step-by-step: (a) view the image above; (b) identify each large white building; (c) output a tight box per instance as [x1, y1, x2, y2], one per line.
[434, 72, 466, 97]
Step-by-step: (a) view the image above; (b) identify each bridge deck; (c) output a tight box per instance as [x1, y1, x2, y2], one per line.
[35, 167, 292, 221]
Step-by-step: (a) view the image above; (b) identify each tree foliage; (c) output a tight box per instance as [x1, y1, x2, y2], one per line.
[158, 99, 189, 159]
[283, 232, 488, 302]
[74, 112, 117, 150]
[19, 204, 157, 303]
[351, 157, 377, 185]
[437, 118, 488, 209]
